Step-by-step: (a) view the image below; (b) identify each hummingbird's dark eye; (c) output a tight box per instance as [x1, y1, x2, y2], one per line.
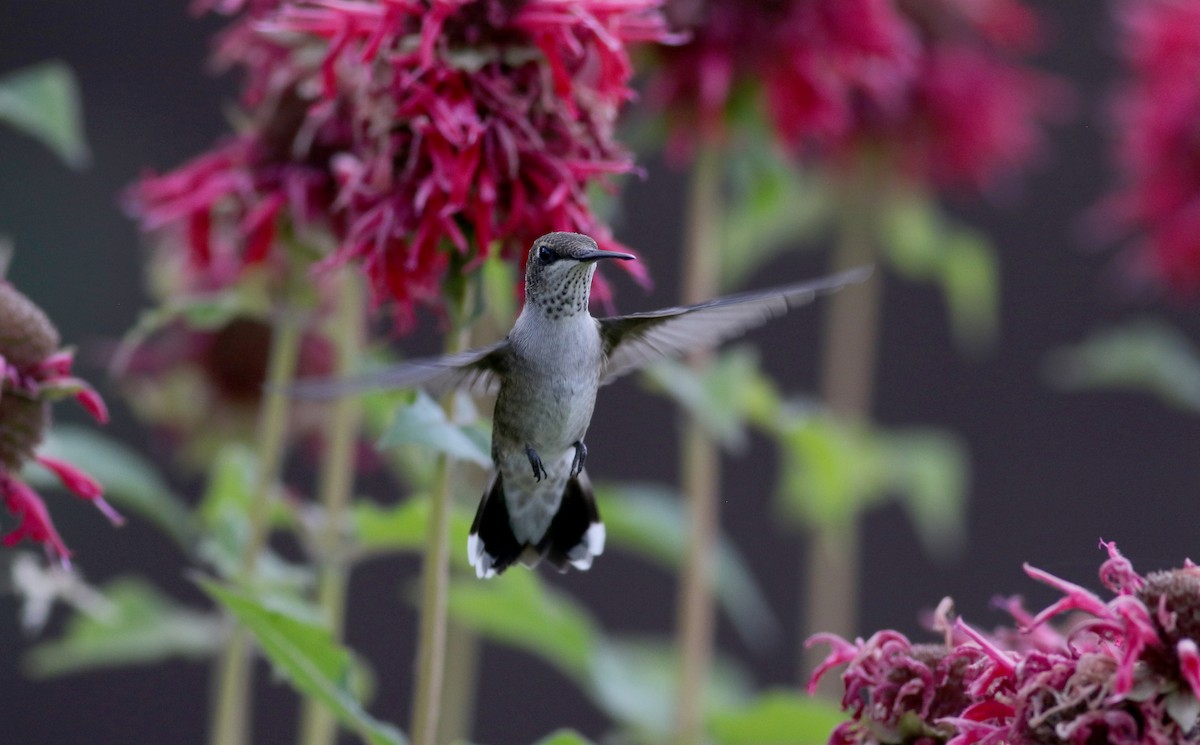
[537, 245, 559, 264]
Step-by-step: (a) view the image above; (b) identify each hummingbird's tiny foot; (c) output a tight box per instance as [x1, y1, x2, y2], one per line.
[525, 446, 548, 482]
[570, 440, 587, 478]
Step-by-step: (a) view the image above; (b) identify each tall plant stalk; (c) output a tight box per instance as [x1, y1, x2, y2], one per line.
[210, 309, 304, 745]
[298, 270, 366, 745]
[672, 144, 722, 745]
[801, 174, 881, 693]
[411, 286, 474, 745]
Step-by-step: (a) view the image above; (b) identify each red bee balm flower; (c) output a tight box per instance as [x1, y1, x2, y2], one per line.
[648, 0, 1060, 192]
[127, 0, 676, 329]
[809, 541, 1200, 745]
[0, 279, 119, 567]
[1105, 0, 1200, 296]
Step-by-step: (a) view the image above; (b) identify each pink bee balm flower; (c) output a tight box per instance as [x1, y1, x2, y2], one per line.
[0, 278, 119, 567]
[1103, 0, 1200, 297]
[808, 542, 1200, 745]
[127, 0, 676, 329]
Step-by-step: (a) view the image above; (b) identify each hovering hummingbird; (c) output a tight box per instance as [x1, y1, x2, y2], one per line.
[292, 232, 869, 578]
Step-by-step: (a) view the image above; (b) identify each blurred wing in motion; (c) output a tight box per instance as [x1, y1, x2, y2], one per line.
[598, 267, 872, 384]
[288, 340, 510, 400]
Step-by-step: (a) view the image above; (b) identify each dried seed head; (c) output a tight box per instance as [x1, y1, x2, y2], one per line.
[0, 393, 48, 471]
[0, 282, 61, 369]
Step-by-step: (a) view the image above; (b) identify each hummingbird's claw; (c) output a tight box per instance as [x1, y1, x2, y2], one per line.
[570, 440, 587, 478]
[525, 446, 548, 482]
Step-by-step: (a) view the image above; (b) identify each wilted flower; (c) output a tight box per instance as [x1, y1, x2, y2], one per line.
[1103, 0, 1200, 296]
[0, 277, 119, 567]
[115, 315, 335, 467]
[809, 541, 1200, 744]
[128, 0, 675, 329]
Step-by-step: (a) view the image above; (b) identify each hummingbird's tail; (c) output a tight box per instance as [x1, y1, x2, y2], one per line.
[467, 471, 605, 579]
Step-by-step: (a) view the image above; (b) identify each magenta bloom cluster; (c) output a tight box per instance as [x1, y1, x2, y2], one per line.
[809, 542, 1200, 745]
[0, 280, 119, 566]
[649, 0, 1058, 191]
[128, 0, 673, 328]
[1106, 0, 1200, 296]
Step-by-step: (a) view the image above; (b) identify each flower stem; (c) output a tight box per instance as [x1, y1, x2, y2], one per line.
[411, 287, 474, 745]
[672, 144, 722, 745]
[210, 309, 303, 745]
[801, 173, 881, 692]
[298, 270, 365, 745]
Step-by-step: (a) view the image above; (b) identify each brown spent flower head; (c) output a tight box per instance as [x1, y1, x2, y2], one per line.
[0, 278, 119, 566]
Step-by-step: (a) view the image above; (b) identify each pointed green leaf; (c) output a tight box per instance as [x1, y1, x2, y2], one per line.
[642, 347, 777, 449]
[199, 579, 406, 745]
[776, 415, 886, 528]
[597, 483, 780, 650]
[446, 571, 597, 679]
[708, 690, 846, 745]
[379, 391, 491, 466]
[879, 429, 968, 559]
[351, 497, 474, 568]
[0, 61, 89, 168]
[21, 426, 195, 547]
[24, 578, 221, 677]
[1046, 320, 1200, 412]
[718, 135, 831, 288]
[879, 196, 998, 353]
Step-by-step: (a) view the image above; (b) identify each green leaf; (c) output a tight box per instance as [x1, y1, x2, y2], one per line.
[200, 579, 406, 745]
[588, 638, 752, 737]
[1045, 320, 1200, 412]
[879, 429, 968, 559]
[719, 135, 831, 288]
[446, 571, 598, 679]
[708, 690, 846, 745]
[0, 61, 89, 168]
[879, 196, 999, 354]
[776, 414, 886, 528]
[22, 426, 195, 547]
[378, 390, 491, 467]
[351, 497, 474, 568]
[641, 347, 777, 449]
[597, 483, 780, 650]
[24, 578, 221, 677]
[773, 413, 968, 558]
[531, 731, 597, 745]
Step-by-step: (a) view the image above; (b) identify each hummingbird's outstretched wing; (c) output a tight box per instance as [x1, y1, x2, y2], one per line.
[597, 266, 871, 384]
[288, 340, 510, 399]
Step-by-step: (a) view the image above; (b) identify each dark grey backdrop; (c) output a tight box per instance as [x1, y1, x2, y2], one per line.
[3, 2, 1198, 744]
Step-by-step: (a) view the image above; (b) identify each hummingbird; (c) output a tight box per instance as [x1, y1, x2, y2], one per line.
[292, 232, 869, 578]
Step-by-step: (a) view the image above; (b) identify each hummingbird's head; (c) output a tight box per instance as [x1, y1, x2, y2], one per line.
[523, 232, 634, 319]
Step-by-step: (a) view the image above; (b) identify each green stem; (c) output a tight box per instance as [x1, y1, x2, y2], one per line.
[801, 175, 881, 693]
[411, 289, 474, 745]
[672, 144, 722, 745]
[210, 310, 304, 745]
[298, 271, 366, 745]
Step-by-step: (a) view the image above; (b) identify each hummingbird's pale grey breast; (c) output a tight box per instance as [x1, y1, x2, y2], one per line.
[287, 231, 871, 579]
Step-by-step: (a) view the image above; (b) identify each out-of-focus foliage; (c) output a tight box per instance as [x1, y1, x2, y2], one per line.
[1046, 319, 1200, 412]
[24, 578, 220, 677]
[201, 579, 404, 745]
[708, 690, 845, 745]
[0, 61, 89, 168]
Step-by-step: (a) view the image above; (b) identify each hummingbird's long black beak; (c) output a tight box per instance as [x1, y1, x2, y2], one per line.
[578, 248, 636, 263]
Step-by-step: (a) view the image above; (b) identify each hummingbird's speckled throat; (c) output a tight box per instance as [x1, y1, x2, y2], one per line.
[522, 232, 635, 320]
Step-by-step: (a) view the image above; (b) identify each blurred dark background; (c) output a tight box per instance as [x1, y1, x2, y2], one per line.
[3, 2, 1198, 744]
